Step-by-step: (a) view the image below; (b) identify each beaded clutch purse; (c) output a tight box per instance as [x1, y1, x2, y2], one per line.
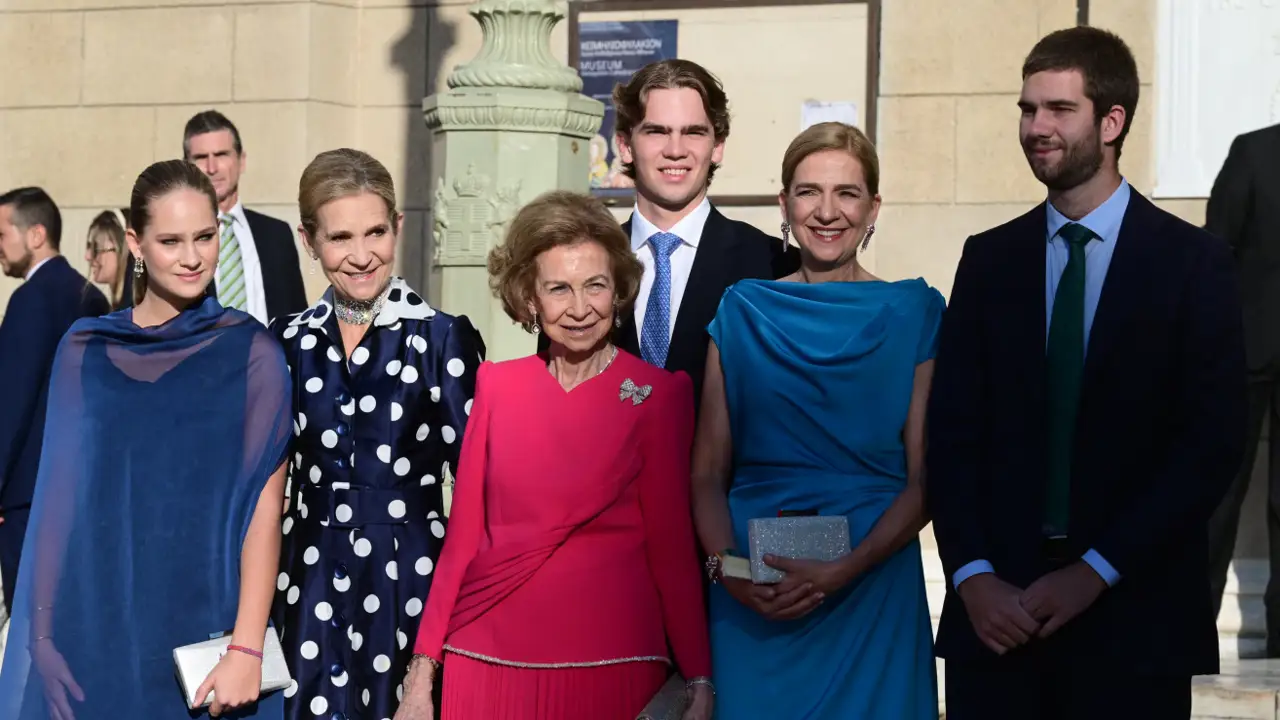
[173, 627, 292, 708]
[636, 673, 689, 720]
[747, 515, 851, 584]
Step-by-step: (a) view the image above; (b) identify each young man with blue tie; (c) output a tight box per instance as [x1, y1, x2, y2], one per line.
[928, 28, 1247, 719]
[609, 59, 798, 404]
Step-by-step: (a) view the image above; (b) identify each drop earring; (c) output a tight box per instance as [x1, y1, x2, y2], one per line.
[133, 255, 144, 277]
[781, 221, 791, 245]
[861, 224, 875, 252]
[309, 254, 317, 276]
[613, 302, 623, 329]
[529, 310, 540, 335]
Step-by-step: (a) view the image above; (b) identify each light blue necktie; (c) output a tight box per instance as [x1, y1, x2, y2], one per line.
[640, 232, 681, 368]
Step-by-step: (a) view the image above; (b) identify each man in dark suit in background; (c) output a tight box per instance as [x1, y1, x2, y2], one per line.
[607, 59, 798, 403]
[0, 187, 110, 613]
[1204, 123, 1280, 655]
[928, 28, 1246, 719]
[182, 110, 307, 325]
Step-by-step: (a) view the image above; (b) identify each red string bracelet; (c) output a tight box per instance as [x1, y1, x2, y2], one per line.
[227, 645, 263, 660]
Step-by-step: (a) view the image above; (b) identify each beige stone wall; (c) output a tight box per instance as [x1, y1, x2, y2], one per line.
[0, 0, 552, 319]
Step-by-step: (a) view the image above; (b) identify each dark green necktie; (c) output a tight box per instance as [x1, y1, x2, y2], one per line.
[1045, 222, 1096, 536]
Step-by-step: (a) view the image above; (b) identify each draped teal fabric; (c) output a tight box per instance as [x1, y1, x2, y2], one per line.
[707, 279, 942, 719]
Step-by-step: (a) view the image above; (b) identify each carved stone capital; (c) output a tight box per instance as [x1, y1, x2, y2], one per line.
[423, 89, 604, 139]
[447, 0, 582, 93]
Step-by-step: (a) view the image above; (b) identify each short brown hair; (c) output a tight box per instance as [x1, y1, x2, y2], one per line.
[488, 191, 642, 332]
[781, 122, 880, 195]
[298, 149, 397, 240]
[129, 160, 218, 303]
[1022, 27, 1140, 158]
[612, 59, 730, 181]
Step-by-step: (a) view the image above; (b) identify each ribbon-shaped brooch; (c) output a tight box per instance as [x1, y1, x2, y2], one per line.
[619, 378, 652, 406]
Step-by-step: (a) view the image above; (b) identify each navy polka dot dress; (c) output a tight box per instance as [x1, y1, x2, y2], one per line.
[270, 278, 484, 720]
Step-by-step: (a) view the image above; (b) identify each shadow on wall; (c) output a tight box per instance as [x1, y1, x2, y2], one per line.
[391, 6, 455, 299]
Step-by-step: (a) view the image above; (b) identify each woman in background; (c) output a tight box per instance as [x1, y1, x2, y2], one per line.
[693, 122, 942, 718]
[0, 159, 291, 718]
[84, 209, 130, 309]
[396, 191, 712, 720]
[272, 148, 483, 720]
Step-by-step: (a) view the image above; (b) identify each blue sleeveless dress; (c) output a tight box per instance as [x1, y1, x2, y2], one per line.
[707, 278, 942, 719]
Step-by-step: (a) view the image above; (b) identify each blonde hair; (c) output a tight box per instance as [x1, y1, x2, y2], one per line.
[298, 149, 397, 239]
[129, 160, 218, 304]
[781, 122, 880, 195]
[87, 210, 128, 308]
[488, 191, 642, 331]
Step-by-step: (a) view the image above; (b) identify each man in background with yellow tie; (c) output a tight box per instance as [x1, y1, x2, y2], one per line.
[182, 110, 307, 325]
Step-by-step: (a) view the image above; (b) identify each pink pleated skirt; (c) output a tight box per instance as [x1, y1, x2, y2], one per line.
[441, 653, 669, 720]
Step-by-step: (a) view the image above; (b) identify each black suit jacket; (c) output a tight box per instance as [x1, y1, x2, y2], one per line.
[1206, 124, 1280, 372]
[244, 208, 308, 323]
[926, 191, 1247, 675]
[617, 206, 799, 405]
[118, 208, 307, 324]
[0, 256, 110, 510]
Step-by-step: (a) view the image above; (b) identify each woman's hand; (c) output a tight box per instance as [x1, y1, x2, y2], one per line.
[763, 554, 857, 598]
[32, 639, 84, 720]
[392, 656, 436, 720]
[682, 683, 714, 720]
[721, 575, 824, 621]
[192, 650, 262, 717]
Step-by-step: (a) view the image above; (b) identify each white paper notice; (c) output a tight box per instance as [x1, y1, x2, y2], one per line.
[801, 100, 859, 131]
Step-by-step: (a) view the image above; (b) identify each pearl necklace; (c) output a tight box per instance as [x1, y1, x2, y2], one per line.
[334, 285, 390, 326]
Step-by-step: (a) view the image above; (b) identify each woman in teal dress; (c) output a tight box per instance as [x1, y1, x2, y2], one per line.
[692, 122, 942, 718]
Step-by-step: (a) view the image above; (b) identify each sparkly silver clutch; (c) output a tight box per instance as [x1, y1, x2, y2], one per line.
[747, 515, 851, 584]
[636, 673, 688, 720]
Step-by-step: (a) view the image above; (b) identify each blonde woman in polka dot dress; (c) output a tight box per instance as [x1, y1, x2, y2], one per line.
[270, 149, 484, 720]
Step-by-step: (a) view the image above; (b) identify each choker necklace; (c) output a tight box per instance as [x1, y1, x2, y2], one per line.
[334, 285, 390, 326]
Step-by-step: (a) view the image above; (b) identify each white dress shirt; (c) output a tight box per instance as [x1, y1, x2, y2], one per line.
[630, 198, 712, 335]
[24, 257, 53, 281]
[216, 201, 268, 325]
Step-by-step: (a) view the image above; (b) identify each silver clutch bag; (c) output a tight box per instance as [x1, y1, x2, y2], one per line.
[173, 627, 292, 708]
[636, 673, 688, 720]
[746, 515, 851, 584]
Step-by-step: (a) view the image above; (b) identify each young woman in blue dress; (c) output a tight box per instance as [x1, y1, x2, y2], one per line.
[0, 159, 292, 719]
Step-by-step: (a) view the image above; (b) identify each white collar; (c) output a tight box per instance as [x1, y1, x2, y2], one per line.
[289, 276, 436, 330]
[630, 197, 712, 251]
[24, 256, 54, 281]
[220, 201, 247, 228]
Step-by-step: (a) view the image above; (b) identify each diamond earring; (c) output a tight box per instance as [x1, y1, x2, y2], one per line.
[529, 310, 540, 335]
[781, 221, 791, 245]
[133, 255, 144, 277]
[861, 224, 875, 252]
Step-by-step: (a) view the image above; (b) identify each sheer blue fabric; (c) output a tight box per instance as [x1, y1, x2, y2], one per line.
[707, 278, 943, 719]
[0, 297, 293, 718]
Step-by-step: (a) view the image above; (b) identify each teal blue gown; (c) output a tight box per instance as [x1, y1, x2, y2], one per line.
[707, 278, 942, 719]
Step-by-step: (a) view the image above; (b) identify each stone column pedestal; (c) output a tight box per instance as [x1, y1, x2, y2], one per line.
[424, 0, 604, 361]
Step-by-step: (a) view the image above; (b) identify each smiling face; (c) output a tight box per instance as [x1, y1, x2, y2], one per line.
[617, 87, 725, 213]
[529, 241, 616, 354]
[126, 187, 219, 303]
[88, 229, 120, 285]
[1018, 69, 1121, 191]
[303, 191, 399, 304]
[780, 149, 880, 270]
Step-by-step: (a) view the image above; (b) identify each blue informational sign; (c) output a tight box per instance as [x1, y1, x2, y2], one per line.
[577, 20, 679, 194]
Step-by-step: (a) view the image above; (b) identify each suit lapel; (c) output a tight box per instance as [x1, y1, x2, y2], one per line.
[1008, 206, 1050, 400]
[667, 208, 731, 370]
[1082, 192, 1161, 388]
[617, 217, 641, 356]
